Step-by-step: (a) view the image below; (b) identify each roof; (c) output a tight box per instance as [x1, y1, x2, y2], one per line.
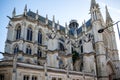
[27, 10, 65, 31]
[27, 10, 92, 36]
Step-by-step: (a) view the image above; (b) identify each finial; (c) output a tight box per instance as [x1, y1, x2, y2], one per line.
[24, 4, 27, 16]
[45, 14, 48, 25]
[57, 20, 60, 30]
[52, 15, 55, 30]
[65, 22, 68, 35]
[83, 20, 87, 33]
[105, 5, 112, 23]
[35, 10, 39, 20]
[12, 7, 16, 18]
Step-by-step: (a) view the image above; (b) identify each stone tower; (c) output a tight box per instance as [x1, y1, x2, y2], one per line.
[90, 0, 109, 79]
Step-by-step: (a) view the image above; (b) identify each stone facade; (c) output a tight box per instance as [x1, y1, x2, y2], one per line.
[0, 0, 120, 80]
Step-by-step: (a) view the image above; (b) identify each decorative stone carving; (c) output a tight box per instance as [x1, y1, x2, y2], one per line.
[46, 31, 56, 39]
[83, 33, 93, 43]
[83, 33, 94, 53]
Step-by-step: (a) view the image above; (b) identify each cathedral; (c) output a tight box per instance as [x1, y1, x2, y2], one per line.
[0, 0, 120, 80]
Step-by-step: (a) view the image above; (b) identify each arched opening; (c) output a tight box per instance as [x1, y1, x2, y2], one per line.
[37, 48, 42, 58]
[26, 45, 32, 55]
[27, 27, 32, 41]
[38, 30, 42, 44]
[16, 26, 21, 40]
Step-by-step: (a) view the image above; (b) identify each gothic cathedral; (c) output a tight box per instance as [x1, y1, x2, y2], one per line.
[0, 0, 120, 80]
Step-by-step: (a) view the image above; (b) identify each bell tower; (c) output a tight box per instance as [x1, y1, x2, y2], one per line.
[90, 0, 109, 80]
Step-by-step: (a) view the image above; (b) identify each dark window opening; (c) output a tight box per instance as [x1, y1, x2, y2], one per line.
[23, 75, 29, 80]
[0, 74, 4, 80]
[26, 46, 32, 54]
[14, 45, 19, 54]
[37, 49, 42, 58]
[81, 46, 83, 53]
[59, 43, 64, 51]
[16, 26, 21, 40]
[38, 31, 42, 44]
[32, 76, 37, 80]
[27, 27, 32, 41]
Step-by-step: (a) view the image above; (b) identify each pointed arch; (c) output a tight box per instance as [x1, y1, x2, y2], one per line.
[27, 25, 33, 41]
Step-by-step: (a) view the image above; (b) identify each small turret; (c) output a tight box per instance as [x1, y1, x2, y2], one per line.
[82, 20, 87, 34]
[12, 8, 16, 18]
[24, 4, 27, 16]
[65, 22, 68, 36]
[52, 15, 55, 31]
[69, 20, 79, 36]
[45, 14, 48, 25]
[90, 0, 101, 21]
[57, 20, 60, 30]
[69, 20, 79, 29]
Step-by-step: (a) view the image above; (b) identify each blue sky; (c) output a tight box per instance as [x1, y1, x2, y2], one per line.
[0, 0, 120, 59]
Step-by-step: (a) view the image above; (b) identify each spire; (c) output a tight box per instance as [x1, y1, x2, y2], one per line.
[90, 0, 102, 22]
[12, 7, 16, 18]
[45, 14, 48, 25]
[35, 10, 39, 20]
[106, 6, 113, 24]
[90, 0, 97, 10]
[57, 20, 60, 30]
[52, 15, 55, 31]
[24, 4, 27, 16]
